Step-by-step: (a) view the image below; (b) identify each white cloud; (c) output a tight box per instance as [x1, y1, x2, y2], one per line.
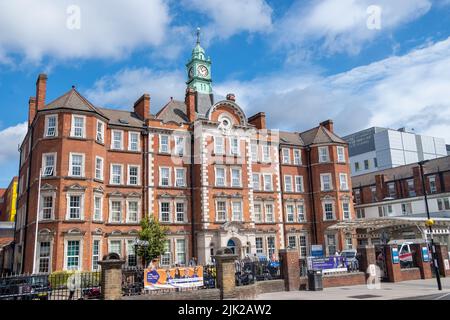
[85, 68, 186, 112]
[276, 0, 432, 56]
[184, 0, 273, 42]
[0, 0, 171, 63]
[216, 37, 450, 142]
[0, 122, 27, 164]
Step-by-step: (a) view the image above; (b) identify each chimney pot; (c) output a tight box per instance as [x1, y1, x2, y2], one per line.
[226, 93, 236, 102]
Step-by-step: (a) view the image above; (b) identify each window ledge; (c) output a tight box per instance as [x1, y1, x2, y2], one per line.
[68, 137, 87, 141]
[63, 220, 86, 223]
[43, 136, 58, 140]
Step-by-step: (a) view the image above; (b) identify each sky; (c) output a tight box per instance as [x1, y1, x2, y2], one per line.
[1, 0, 450, 187]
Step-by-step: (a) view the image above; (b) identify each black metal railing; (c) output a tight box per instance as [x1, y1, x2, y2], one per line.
[0, 271, 101, 300]
[235, 258, 282, 286]
[122, 264, 217, 296]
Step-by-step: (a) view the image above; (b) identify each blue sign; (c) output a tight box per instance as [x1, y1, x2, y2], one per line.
[311, 256, 348, 270]
[392, 247, 400, 264]
[422, 247, 430, 262]
[311, 245, 324, 258]
[146, 269, 160, 284]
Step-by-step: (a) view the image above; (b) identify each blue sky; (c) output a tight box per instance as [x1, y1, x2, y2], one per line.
[1, 0, 450, 187]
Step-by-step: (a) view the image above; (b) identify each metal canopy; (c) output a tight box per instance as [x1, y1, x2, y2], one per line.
[328, 215, 450, 233]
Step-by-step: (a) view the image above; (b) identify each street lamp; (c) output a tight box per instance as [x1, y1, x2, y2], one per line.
[418, 160, 442, 291]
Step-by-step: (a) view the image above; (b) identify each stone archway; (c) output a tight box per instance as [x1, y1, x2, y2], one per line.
[226, 238, 241, 256]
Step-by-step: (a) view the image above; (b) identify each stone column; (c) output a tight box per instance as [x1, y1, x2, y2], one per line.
[215, 253, 238, 300]
[411, 243, 432, 279]
[434, 244, 450, 277]
[98, 256, 126, 300]
[279, 249, 300, 291]
[383, 245, 402, 283]
[357, 245, 376, 277]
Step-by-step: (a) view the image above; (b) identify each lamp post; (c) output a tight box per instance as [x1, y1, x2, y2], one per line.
[418, 160, 442, 291]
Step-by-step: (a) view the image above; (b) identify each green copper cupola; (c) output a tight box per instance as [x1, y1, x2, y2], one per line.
[186, 28, 212, 94]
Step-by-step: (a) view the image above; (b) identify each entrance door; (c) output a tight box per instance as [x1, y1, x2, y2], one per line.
[227, 239, 237, 255]
[375, 245, 388, 281]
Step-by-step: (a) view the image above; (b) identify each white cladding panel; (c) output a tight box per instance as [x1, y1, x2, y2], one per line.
[388, 130, 403, 150]
[423, 153, 437, 161]
[375, 149, 393, 170]
[419, 135, 436, 154]
[434, 138, 447, 156]
[404, 151, 419, 164]
[374, 130, 390, 151]
[390, 149, 406, 167]
[401, 133, 417, 152]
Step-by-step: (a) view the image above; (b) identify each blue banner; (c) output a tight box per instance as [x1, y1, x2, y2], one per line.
[392, 247, 400, 264]
[311, 256, 348, 270]
[422, 247, 430, 262]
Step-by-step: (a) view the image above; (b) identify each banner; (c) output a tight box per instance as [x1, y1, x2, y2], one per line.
[144, 266, 204, 290]
[308, 256, 348, 271]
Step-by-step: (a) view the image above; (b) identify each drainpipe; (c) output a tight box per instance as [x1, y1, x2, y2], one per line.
[189, 126, 196, 261]
[306, 146, 318, 244]
[278, 146, 287, 248]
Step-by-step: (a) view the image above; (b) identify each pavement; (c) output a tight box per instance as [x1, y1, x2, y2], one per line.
[255, 277, 450, 300]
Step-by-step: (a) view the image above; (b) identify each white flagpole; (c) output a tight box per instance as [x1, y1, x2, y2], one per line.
[32, 168, 42, 274]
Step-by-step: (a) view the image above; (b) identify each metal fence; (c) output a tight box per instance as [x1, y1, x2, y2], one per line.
[235, 258, 282, 286]
[122, 264, 217, 296]
[0, 271, 101, 300]
[305, 255, 362, 275]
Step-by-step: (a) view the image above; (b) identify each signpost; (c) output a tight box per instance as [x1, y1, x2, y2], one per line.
[311, 245, 324, 258]
[421, 247, 430, 262]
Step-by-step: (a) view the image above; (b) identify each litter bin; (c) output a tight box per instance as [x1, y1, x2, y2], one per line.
[308, 270, 323, 291]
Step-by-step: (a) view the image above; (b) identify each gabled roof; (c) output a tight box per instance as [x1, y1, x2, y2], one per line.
[155, 100, 189, 124]
[46, 88, 103, 115]
[279, 132, 305, 146]
[43, 88, 145, 128]
[300, 125, 347, 146]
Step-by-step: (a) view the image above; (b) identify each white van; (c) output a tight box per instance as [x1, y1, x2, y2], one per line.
[388, 239, 427, 268]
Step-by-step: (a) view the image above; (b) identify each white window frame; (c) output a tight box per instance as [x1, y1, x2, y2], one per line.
[263, 174, 273, 192]
[230, 167, 242, 188]
[254, 203, 263, 223]
[216, 200, 227, 222]
[126, 200, 140, 223]
[297, 203, 306, 222]
[159, 167, 171, 187]
[284, 175, 293, 192]
[175, 167, 186, 187]
[342, 201, 351, 220]
[295, 176, 304, 193]
[175, 201, 186, 223]
[95, 156, 104, 181]
[111, 130, 124, 150]
[318, 146, 330, 163]
[231, 201, 243, 222]
[229, 137, 240, 156]
[128, 131, 140, 152]
[265, 203, 275, 223]
[96, 120, 105, 144]
[159, 134, 170, 154]
[64, 238, 83, 271]
[159, 201, 172, 223]
[65, 193, 85, 220]
[44, 114, 58, 138]
[161, 240, 171, 266]
[298, 234, 308, 258]
[110, 164, 124, 185]
[262, 144, 271, 163]
[37, 240, 52, 273]
[320, 173, 333, 191]
[127, 165, 140, 186]
[108, 239, 123, 258]
[42, 152, 57, 177]
[429, 176, 437, 194]
[286, 204, 295, 223]
[339, 173, 349, 191]
[93, 195, 103, 222]
[175, 238, 187, 266]
[214, 136, 225, 155]
[252, 173, 260, 191]
[174, 136, 185, 156]
[293, 149, 302, 165]
[71, 115, 86, 138]
[337, 146, 346, 163]
[215, 166, 226, 187]
[282, 148, 291, 164]
[323, 201, 335, 221]
[39, 192, 55, 221]
[69, 153, 85, 178]
[251, 142, 258, 162]
[109, 199, 123, 223]
[92, 238, 102, 271]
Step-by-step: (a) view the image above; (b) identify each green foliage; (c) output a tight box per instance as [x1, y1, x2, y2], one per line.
[137, 216, 168, 264]
[49, 271, 100, 289]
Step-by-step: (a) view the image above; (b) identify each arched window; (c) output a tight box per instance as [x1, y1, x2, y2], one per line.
[227, 239, 236, 254]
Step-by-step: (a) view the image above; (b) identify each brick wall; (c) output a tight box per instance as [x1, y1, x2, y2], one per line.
[121, 289, 221, 300]
[400, 268, 421, 281]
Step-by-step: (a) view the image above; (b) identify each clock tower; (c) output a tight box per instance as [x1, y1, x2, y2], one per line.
[186, 28, 213, 95]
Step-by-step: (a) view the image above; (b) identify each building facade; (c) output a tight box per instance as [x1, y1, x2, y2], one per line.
[14, 39, 355, 273]
[352, 156, 450, 247]
[344, 127, 447, 176]
[0, 177, 18, 222]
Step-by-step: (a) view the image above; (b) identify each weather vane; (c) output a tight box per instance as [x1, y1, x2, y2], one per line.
[196, 27, 201, 44]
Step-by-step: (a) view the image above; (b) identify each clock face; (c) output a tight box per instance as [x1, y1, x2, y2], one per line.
[197, 65, 209, 77]
[189, 67, 194, 79]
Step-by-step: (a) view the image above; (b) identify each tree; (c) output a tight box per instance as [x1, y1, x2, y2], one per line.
[136, 216, 168, 267]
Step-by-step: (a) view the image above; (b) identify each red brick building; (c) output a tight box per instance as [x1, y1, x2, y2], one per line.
[14, 39, 355, 273]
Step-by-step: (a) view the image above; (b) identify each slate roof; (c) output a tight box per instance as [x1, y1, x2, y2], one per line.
[155, 100, 189, 123]
[352, 155, 450, 187]
[43, 88, 145, 128]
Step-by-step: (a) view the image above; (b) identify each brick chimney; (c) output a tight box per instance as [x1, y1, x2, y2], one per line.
[226, 93, 236, 102]
[375, 174, 386, 200]
[185, 88, 196, 123]
[248, 112, 266, 130]
[133, 94, 151, 121]
[412, 166, 423, 196]
[36, 74, 48, 111]
[320, 120, 334, 132]
[28, 97, 37, 126]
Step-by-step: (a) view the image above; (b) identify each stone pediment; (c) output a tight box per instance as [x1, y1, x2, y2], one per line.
[93, 186, 105, 194]
[220, 221, 245, 232]
[108, 191, 124, 198]
[41, 183, 57, 191]
[64, 183, 86, 191]
[320, 195, 335, 201]
[127, 192, 142, 198]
